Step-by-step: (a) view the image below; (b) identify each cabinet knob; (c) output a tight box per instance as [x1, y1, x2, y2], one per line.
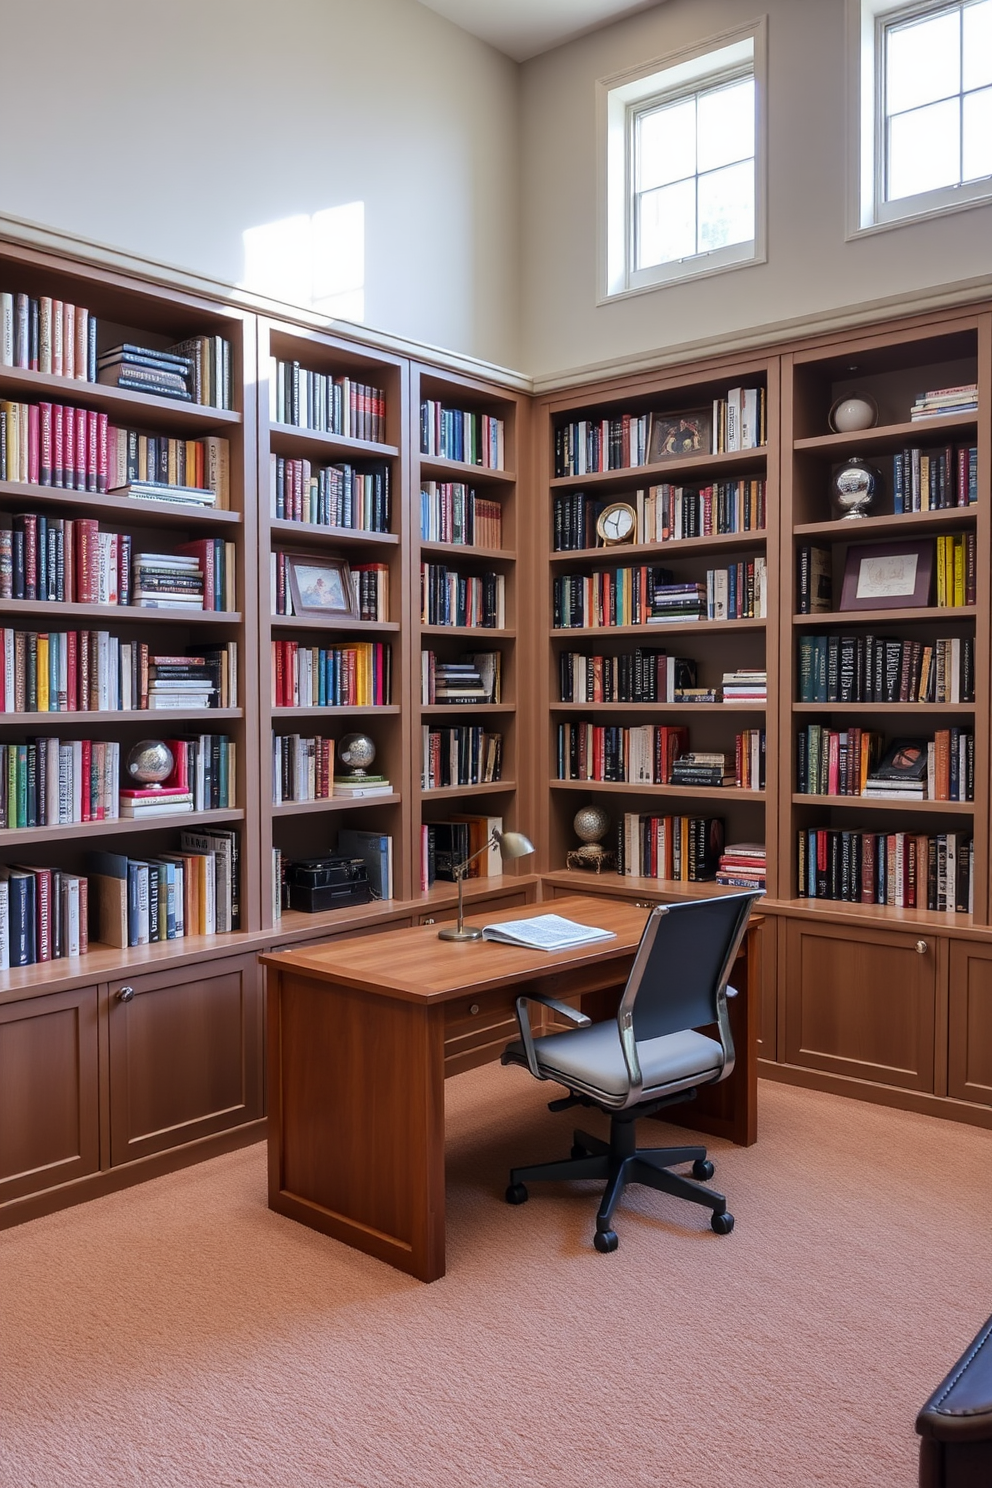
[422, 916, 436, 926]
[117, 985, 135, 1002]
[469, 1003, 480, 1016]
[634, 901, 652, 908]
[915, 940, 928, 956]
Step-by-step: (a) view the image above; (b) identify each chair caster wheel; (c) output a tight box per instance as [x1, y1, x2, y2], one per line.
[711, 1211, 734, 1235]
[594, 1228, 619, 1253]
[570, 1143, 587, 1159]
[692, 1159, 715, 1181]
[505, 1183, 528, 1205]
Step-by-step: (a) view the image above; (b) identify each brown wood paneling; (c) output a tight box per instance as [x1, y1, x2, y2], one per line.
[783, 920, 937, 1090]
[0, 987, 100, 1204]
[948, 939, 992, 1105]
[107, 953, 263, 1166]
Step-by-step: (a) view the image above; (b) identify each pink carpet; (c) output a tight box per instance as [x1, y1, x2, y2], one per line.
[1, 1069, 990, 1488]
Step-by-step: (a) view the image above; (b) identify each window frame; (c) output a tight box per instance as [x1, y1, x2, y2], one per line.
[849, 0, 992, 235]
[597, 20, 767, 303]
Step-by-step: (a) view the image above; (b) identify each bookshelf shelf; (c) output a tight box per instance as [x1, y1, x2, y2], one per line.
[552, 619, 767, 638]
[269, 615, 400, 633]
[271, 704, 401, 719]
[0, 708, 243, 726]
[421, 781, 516, 800]
[794, 508, 977, 540]
[550, 779, 766, 802]
[549, 529, 767, 562]
[793, 414, 978, 454]
[0, 599, 241, 625]
[0, 480, 242, 529]
[792, 702, 975, 715]
[420, 540, 514, 563]
[269, 519, 399, 550]
[419, 455, 516, 485]
[549, 446, 767, 491]
[551, 701, 766, 714]
[272, 795, 402, 817]
[791, 794, 973, 813]
[269, 422, 399, 460]
[0, 363, 242, 429]
[0, 807, 245, 849]
[792, 606, 976, 627]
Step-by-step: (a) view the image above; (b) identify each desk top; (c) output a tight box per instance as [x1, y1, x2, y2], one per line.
[259, 895, 652, 1004]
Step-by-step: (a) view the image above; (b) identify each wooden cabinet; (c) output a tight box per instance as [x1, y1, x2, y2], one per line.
[0, 986, 100, 1206]
[107, 953, 263, 1166]
[782, 918, 937, 1091]
[948, 939, 992, 1106]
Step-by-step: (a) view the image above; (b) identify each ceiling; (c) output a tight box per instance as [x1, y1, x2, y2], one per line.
[416, 0, 666, 62]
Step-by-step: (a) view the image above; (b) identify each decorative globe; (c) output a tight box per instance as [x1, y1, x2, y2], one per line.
[829, 395, 877, 433]
[338, 732, 376, 778]
[573, 804, 610, 845]
[831, 456, 882, 520]
[126, 739, 174, 787]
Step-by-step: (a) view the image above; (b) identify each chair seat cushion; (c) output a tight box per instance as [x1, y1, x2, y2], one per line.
[507, 1020, 724, 1099]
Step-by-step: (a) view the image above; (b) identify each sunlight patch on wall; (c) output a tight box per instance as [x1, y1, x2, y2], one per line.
[240, 203, 365, 321]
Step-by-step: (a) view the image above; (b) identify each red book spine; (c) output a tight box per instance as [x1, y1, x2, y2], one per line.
[63, 405, 75, 489]
[80, 738, 92, 821]
[66, 630, 78, 709]
[97, 412, 108, 493]
[53, 403, 64, 488]
[86, 409, 99, 492]
[27, 404, 40, 484]
[38, 403, 53, 487]
[275, 642, 285, 708]
[78, 876, 89, 953]
[74, 405, 87, 491]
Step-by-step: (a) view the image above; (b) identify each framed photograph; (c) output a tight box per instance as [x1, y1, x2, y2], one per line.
[286, 554, 356, 618]
[839, 538, 933, 611]
[647, 407, 712, 463]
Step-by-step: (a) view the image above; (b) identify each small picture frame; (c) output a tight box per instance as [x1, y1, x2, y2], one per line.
[647, 408, 712, 463]
[839, 538, 933, 611]
[286, 554, 356, 618]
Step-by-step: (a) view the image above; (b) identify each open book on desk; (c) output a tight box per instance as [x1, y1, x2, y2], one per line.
[481, 914, 617, 952]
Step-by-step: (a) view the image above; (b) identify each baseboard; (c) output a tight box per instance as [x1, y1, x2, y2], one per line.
[758, 1061, 992, 1131]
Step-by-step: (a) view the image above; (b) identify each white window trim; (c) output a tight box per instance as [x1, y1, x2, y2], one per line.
[596, 18, 768, 304]
[847, 0, 992, 237]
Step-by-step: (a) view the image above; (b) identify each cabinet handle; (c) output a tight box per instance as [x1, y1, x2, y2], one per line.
[915, 940, 928, 956]
[117, 985, 135, 1002]
[469, 1003, 480, 1016]
[422, 916, 436, 925]
[634, 901, 652, 908]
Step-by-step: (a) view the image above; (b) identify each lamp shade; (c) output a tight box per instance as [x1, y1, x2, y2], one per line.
[494, 829, 535, 861]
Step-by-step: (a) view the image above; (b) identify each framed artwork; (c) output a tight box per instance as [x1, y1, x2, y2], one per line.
[286, 554, 356, 618]
[839, 538, 933, 611]
[647, 408, 712, 462]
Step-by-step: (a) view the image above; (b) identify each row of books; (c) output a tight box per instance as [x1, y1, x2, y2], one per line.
[797, 534, 975, 614]
[650, 562, 768, 623]
[796, 828, 972, 912]
[0, 865, 88, 969]
[935, 534, 976, 607]
[268, 359, 385, 441]
[891, 444, 977, 511]
[0, 400, 230, 505]
[0, 632, 236, 712]
[270, 640, 391, 708]
[97, 343, 205, 404]
[797, 633, 974, 704]
[155, 336, 233, 409]
[153, 733, 237, 812]
[271, 554, 389, 622]
[716, 843, 766, 890]
[87, 830, 241, 943]
[420, 564, 505, 629]
[1, 293, 96, 380]
[420, 401, 504, 470]
[797, 728, 973, 801]
[551, 479, 766, 552]
[558, 649, 696, 703]
[269, 455, 391, 532]
[557, 723, 762, 787]
[909, 384, 978, 421]
[553, 564, 671, 628]
[271, 734, 336, 804]
[617, 813, 724, 881]
[712, 387, 767, 453]
[419, 814, 504, 888]
[421, 725, 503, 789]
[421, 649, 501, 704]
[553, 388, 764, 477]
[420, 482, 503, 548]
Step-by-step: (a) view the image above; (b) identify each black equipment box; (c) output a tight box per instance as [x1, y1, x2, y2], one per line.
[285, 856, 372, 913]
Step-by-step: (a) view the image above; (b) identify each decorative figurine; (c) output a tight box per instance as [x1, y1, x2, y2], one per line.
[566, 803, 617, 873]
[125, 740, 174, 789]
[828, 394, 878, 433]
[337, 733, 376, 780]
[831, 455, 882, 520]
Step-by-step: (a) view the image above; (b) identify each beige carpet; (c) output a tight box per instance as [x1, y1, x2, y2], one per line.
[1, 1068, 990, 1488]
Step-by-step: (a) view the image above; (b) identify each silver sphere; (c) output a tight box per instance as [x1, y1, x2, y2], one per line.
[573, 804, 610, 844]
[338, 732, 376, 777]
[126, 739, 174, 786]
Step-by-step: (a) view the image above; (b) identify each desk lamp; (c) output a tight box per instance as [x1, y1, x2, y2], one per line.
[438, 828, 535, 941]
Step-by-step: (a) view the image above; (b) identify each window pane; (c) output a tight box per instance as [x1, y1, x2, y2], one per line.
[636, 98, 696, 192]
[697, 78, 755, 172]
[963, 1, 992, 90]
[886, 10, 960, 114]
[697, 160, 755, 252]
[637, 179, 696, 268]
[963, 86, 992, 177]
[888, 97, 961, 197]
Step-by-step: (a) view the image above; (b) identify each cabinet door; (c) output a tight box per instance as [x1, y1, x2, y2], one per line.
[948, 940, 992, 1106]
[0, 987, 100, 1205]
[107, 954, 263, 1166]
[783, 921, 937, 1091]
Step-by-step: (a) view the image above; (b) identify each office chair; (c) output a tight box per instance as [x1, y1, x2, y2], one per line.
[501, 890, 760, 1252]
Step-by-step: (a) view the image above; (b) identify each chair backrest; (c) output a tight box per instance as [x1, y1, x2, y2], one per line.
[619, 891, 760, 1044]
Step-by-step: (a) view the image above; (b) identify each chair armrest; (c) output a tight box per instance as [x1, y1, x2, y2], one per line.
[512, 992, 590, 1079]
[726, 984, 739, 999]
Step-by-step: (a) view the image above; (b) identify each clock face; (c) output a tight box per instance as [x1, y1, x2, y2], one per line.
[597, 502, 636, 544]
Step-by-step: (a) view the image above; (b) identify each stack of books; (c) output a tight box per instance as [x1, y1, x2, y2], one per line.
[113, 480, 217, 507]
[650, 581, 707, 622]
[669, 751, 734, 787]
[119, 786, 193, 818]
[147, 655, 217, 710]
[716, 843, 767, 890]
[722, 669, 767, 702]
[132, 552, 205, 609]
[910, 384, 978, 421]
[862, 738, 928, 799]
[422, 650, 500, 704]
[97, 343, 192, 401]
[332, 774, 393, 798]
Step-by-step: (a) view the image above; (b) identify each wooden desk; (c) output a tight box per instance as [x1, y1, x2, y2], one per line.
[260, 895, 758, 1282]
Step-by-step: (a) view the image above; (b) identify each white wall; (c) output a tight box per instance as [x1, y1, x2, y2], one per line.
[519, 0, 992, 383]
[0, 0, 521, 371]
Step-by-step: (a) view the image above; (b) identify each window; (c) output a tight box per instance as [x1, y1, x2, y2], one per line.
[600, 24, 766, 299]
[853, 0, 992, 231]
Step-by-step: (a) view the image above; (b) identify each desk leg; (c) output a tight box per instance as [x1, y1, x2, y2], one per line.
[267, 970, 447, 1282]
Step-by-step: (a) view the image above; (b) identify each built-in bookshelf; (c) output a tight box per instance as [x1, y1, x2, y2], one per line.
[534, 357, 780, 903]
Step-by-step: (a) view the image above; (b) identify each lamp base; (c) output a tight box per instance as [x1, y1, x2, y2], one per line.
[437, 925, 484, 942]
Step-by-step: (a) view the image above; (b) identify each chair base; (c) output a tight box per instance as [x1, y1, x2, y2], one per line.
[507, 1110, 730, 1248]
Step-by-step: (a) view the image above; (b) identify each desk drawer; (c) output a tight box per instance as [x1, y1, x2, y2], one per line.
[444, 988, 518, 1076]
